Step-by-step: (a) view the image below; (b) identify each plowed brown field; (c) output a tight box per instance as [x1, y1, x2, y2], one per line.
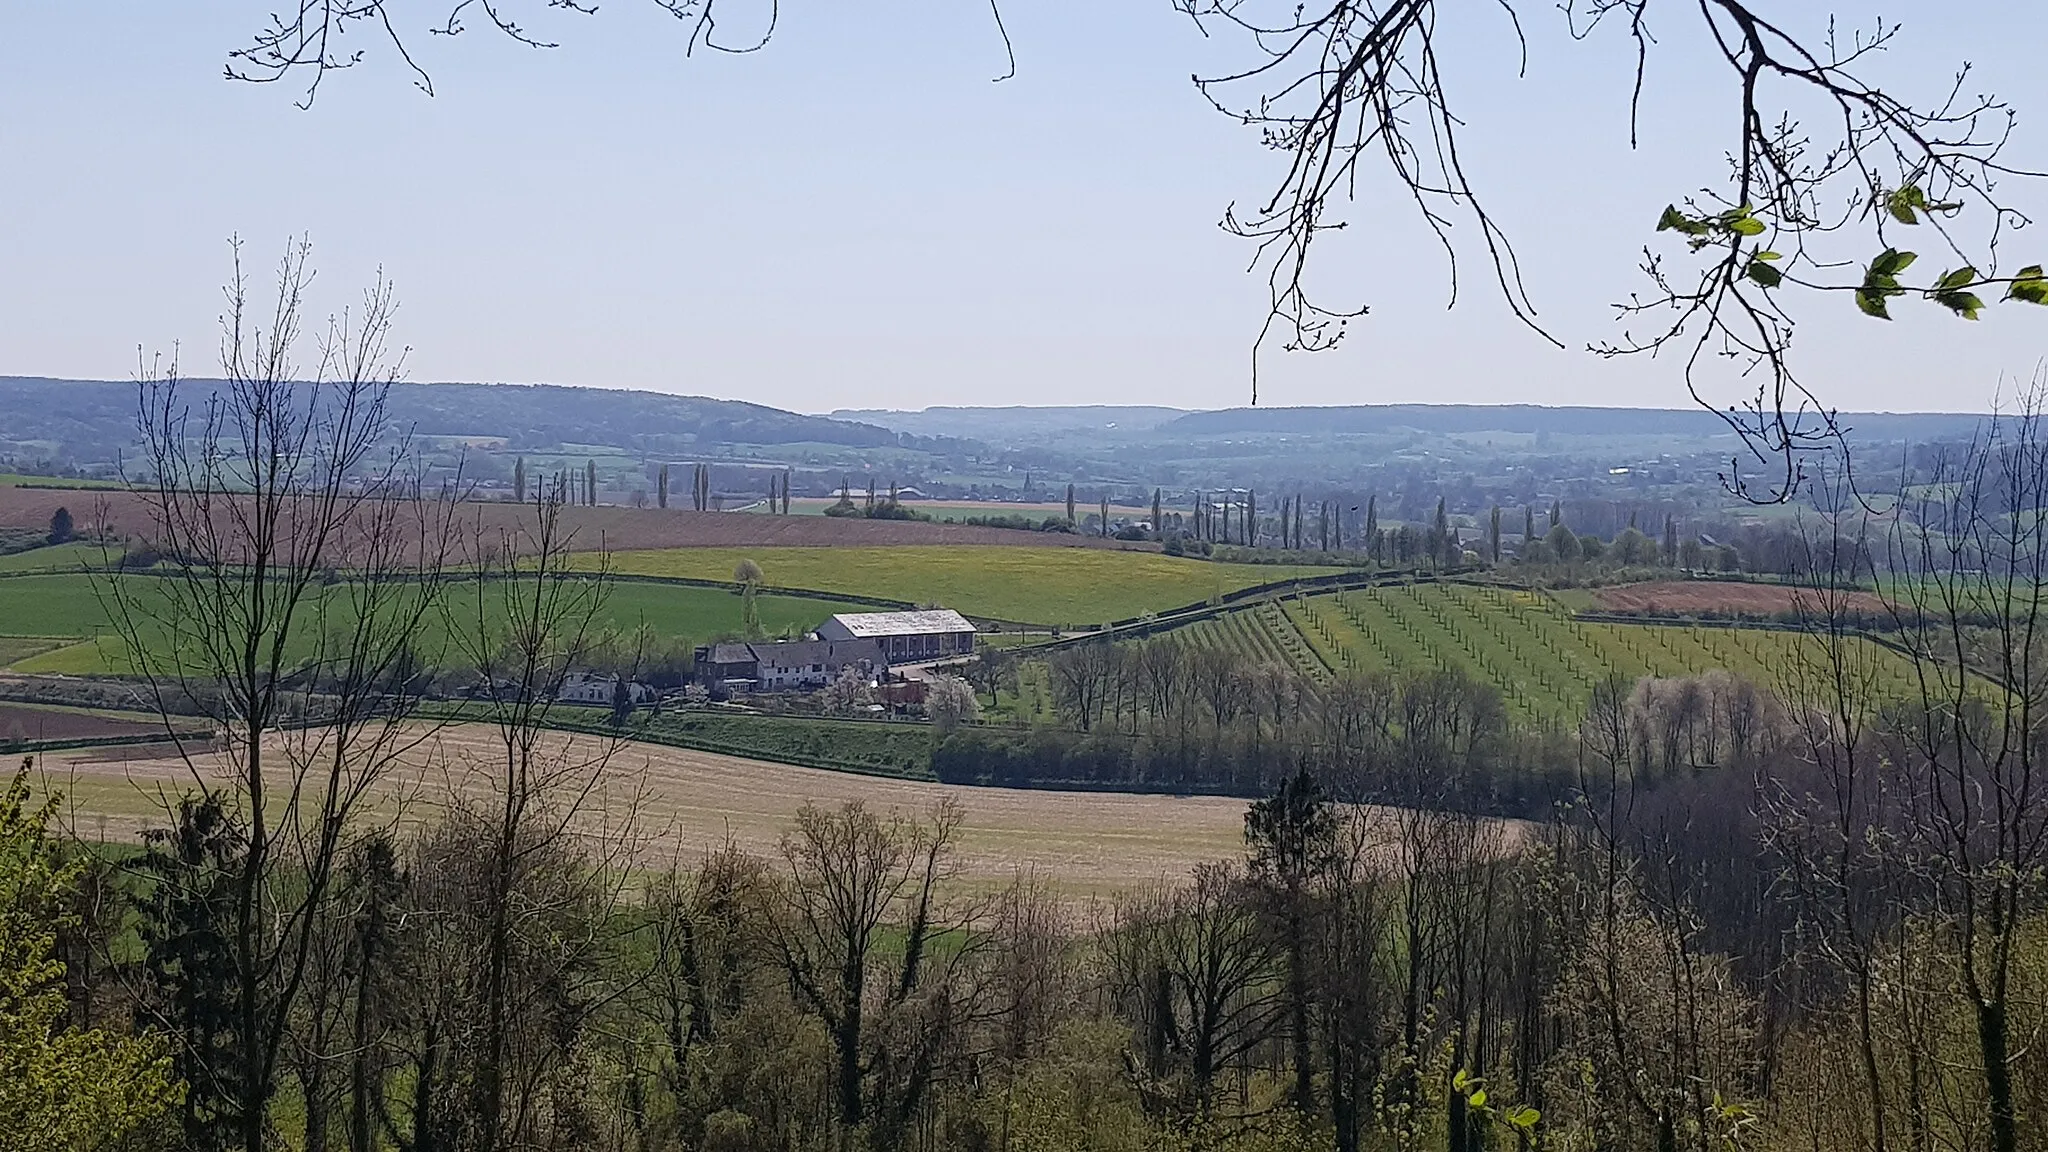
[1591, 580, 1890, 617]
[0, 488, 1145, 555]
[0, 702, 168, 743]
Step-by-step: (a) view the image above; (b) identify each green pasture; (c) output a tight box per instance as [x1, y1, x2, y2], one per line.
[586, 545, 1342, 626]
[1133, 582, 1923, 726]
[0, 542, 105, 573]
[0, 572, 848, 675]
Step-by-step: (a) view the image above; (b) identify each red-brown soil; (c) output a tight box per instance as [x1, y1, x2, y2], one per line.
[0, 488, 1148, 555]
[0, 702, 169, 743]
[1591, 580, 1891, 618]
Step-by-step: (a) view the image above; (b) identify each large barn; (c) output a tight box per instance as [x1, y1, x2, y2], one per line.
[815, 609, 977, 664]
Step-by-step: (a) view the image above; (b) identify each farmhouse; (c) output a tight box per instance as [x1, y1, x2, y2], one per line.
[697, 642, 761, 691]
[815, 609, 977, 663]
[554, 671, 656, 706]
[691, 638, 886, 692]
[747, 638, 886, 691]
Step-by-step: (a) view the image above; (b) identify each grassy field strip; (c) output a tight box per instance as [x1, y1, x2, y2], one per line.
[0, 574, 855, 676]
[0, 542, 104, 574]
[0, 635, 73, 668]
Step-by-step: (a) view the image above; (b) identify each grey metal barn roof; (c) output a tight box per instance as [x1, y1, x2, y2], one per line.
[824, 609, 976, 638]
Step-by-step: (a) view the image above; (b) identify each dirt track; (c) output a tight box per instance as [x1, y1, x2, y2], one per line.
[0, 488, 1147, 554]
[1591, 580, 1891, 617]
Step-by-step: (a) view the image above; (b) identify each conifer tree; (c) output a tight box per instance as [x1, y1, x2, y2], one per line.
[1152, 488, 1162, 540]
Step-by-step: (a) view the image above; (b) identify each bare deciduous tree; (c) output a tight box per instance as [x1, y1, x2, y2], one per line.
[99, 237, 460, 1152]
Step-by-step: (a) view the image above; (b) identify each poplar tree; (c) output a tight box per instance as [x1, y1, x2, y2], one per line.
[657, 464, 669, 509]
[586, 460, 597, 506]
[1489, 506, 1502, 563]
[1065, 484, 1076, 526]
[1152, 488, 1162, 540]
[513, 455, 526, 502]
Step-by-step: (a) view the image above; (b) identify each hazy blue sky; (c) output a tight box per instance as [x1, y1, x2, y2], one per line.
[3, 2, 2044, 414]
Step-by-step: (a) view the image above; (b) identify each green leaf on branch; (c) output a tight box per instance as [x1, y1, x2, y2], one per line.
[2008, 265, 2048, 306]
[1871, 249, 1918, 278]
[1729, 215, 1766, 236]
[1856, 288, 1894, 319]
[1746, 258, 1783, 288]
[1509, 1108, 1541, 1129]
[1753, 250, 1782, 261]
[1657, 205, 1708, 237]
[1938, 267, 1979, 290]
[1934, 290, 1985, 319]
[1468, 1089, 1489, 1109]
[1887, 184, 1928, 225]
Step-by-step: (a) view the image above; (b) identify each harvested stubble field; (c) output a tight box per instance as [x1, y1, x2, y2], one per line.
[1590, 579, 1891, 617]
[34, 724, 1254, 899]
[0, 488, 1149, 555]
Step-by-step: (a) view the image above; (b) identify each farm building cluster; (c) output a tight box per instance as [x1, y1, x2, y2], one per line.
[693, 608, 977, 696]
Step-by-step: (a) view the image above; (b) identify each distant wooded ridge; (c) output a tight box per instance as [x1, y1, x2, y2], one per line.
[6, 376, 1993, 459]
[0, 376, 913, 452]
[840, 402, 1995, 441]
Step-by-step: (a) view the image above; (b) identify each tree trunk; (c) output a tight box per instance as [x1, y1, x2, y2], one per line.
[1978, 999, 2017, 1152]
